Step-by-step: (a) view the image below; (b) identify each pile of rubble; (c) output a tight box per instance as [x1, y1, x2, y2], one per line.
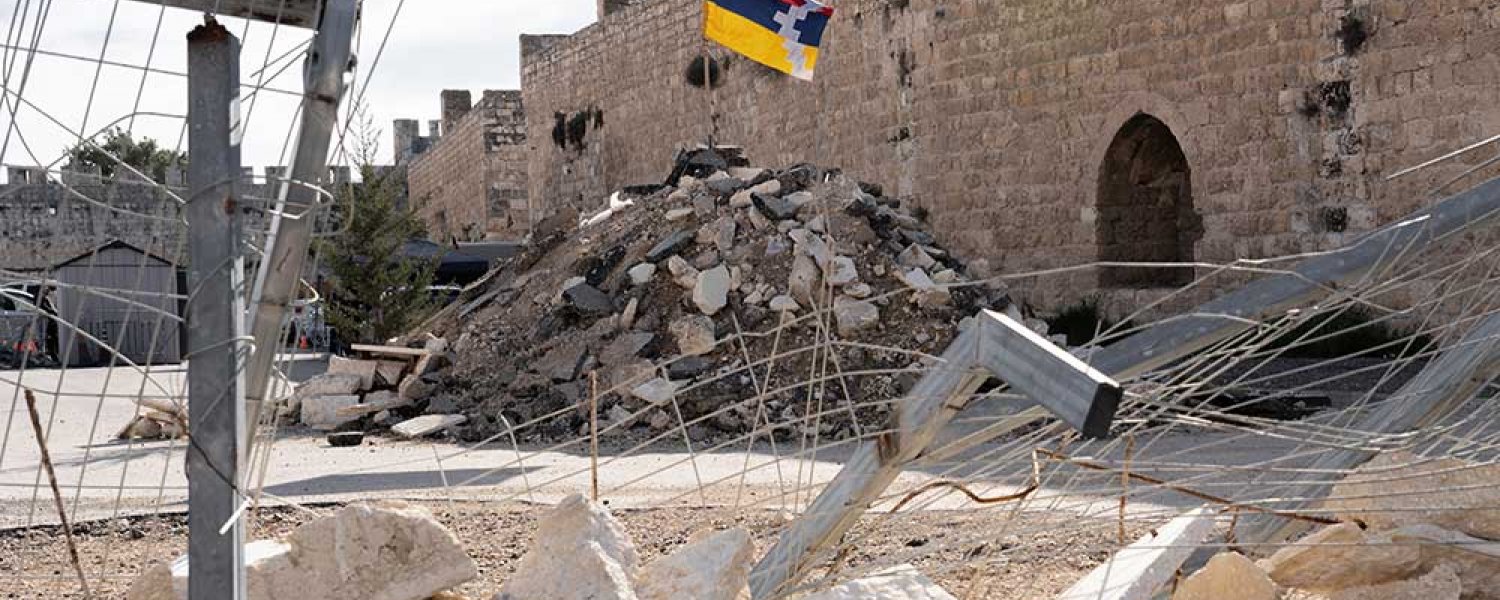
[289, 337, 465, 442]
[426, 149, 1018, 443]
[1166, 451, 1500, 600]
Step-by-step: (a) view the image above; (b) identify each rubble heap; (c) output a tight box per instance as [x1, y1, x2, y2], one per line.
[425, 150, 1017, 443]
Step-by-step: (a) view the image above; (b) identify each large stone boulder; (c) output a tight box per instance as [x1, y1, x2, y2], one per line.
[1261, 523, 1424, 592]
[1327, 564, 1461, 600]
[1173, 552, 1276, 600]
[128, 501, 476, 600]
[634, 528, 753, 600]
[801, 564, 956, 599]
[1325, 451, 1500, 540]
[494, 494, 640, 600]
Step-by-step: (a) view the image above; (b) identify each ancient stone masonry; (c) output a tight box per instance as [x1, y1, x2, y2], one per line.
[403, 90, 531, 243]
[520, 0, 1500, 316]
[0, 166, 349, 271]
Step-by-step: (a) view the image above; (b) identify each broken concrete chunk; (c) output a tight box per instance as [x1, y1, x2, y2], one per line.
[833, 297, 880, 336]
[729, 189, 755, 209]
[823, 256, 859, 286]
[769, 295, 801, 313]
[713, 216, 737, 252]
[327, 356, 380, 391]
[620, 297, 640, 331]
[375, 360, 407, 388]
[667, 356, 714, 380]
[694, 265, 731, 316]
[754, 194, 799, 221]
[1172, 552, 1276, 600]
[129, 502, 476, 600]
[897, 268, 951, 307]
[635, 528, 754, 600]
[536, 342, 589, 382]
[564, 283, 615, 316]
[1061, 506, 1218, 600]
[665, 207, 693, 221]
[301, 395, 361, 431]
[600, 332, 655, 366]
[1262, 523, 1424, 592]
[896, 244, 937, 270]
[844, 283, 874, 299]
[496, 494, 640, 600]
[294, 373, 364, 409]
[1387, 523, 1500, 595]
[1326, 451, 1500, 540]
[670, 315, 717, 357]
[631, 378, 681, 407]
[801, 564, 957, 600]
[627, 263, 657, 286]
[748, 178, 781, 197]
[645, 230, 694, 262]
[789, 254, 821, 307]
[392, 414, 467, 438]
[746, 205, 772, 230]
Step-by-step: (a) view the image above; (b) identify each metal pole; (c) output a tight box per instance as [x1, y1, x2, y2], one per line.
[185, 16, 246, 600]
[243, 0, 357, 460]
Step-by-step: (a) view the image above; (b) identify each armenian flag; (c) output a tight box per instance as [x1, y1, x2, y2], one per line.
[704, 0, 834, 81]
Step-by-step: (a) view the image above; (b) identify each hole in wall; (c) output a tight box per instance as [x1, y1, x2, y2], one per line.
[685, 55, 723, 89]
[1096, 114, 1201, 288]
[1336, 12, 1369, 55]
[1317, 81, 1352, 120]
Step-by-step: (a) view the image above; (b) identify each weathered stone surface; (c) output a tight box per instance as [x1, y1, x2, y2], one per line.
[670, 315, 717, 356]
[694, 265, 731, 315]
[1172, 552, 1276, 600]
[536, 342, 589, 382]
[713, 216, 737, 252]
[844, 283, 874, 299]
[327, 356, 380, 391]
[495, 494, 639, 600]
[667, 356, 714, 379]
[665, 207, 693, 221]
[631, 378, 681, 407]
[564, 283, 615, 315]
[667, 255, 700, 289]
[823, 256, 859, 286]
[1389, 523, 1500, 597]
[635, 528, 754, 600]
[645, 230, 694, 262]
[374, 360, 407, 387]
[897, 268, 952, 307]
[1326, 451, 1500, 540]
[896, 244, 937, 269]
[754, 194, 799, 221]
[302, 394, 362, 430]
[1328, 565, 1461, 600]
[729, 189, 755, 209]
[833, 297, 880, 336]
[392, 414, 467, 438]
[801, 564, 957, 600]
[600, 332, 655, 366]
[293, 373, 364, 411]
[627, 263, 657, 285]
[789, 254, 821, 307]
[129, 501, 476, 600]
[769, 295, 801, 313]
[1262, 523, 1424, 592]
[620, 297, 640, 330]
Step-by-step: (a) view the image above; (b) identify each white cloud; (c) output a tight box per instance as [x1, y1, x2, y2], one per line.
[0, 0, 595, 173]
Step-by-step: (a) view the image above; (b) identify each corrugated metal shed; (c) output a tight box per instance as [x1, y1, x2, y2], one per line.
[53, 241, 183, 367]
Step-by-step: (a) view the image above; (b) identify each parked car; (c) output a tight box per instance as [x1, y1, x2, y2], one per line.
[0, 283, 57, 368]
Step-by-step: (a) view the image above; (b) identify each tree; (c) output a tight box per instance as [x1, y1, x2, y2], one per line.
[320, 164, 436, 345]
[66, 128, 185, 183]
[319, 107, 436, 346]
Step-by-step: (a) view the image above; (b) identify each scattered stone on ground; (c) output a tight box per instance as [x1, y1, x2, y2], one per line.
[633, 528, 754, 600]
[128, 502, 475, 600]
[496, 494, 639, 600]
[801, 564, 957, 600]
[1172, 552, 1276, 600]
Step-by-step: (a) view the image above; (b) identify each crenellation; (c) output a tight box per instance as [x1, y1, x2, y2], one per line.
[406, 89, 530, 243]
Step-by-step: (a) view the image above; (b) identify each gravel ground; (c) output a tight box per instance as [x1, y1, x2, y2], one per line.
[0, 500, 1153, 599]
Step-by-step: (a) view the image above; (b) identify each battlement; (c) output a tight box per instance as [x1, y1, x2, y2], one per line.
[1, 164, 355, 188]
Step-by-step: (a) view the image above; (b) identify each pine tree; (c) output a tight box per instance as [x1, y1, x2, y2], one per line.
[320, 164, 436, 345]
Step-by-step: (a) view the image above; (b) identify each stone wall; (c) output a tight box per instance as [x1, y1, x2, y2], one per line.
[406, 90, 531, 243]
[0, 166, 348, 271]
[520, 0, 1500, 315]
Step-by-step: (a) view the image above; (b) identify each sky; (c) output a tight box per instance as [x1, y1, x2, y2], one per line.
[0, 0, 596, 178]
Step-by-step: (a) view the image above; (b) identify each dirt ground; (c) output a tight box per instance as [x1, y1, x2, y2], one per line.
[0, 500, 1151, 599]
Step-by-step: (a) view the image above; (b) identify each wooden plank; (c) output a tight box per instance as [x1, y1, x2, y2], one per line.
[974, 310, 1122, 437]
[1056, 506, 1217, 600]
[751, 312, 1124, 598]
[350, 344, 429, 359]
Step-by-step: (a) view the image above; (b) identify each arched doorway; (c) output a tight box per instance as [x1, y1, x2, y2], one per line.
[1096, 114, 1201, 288]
